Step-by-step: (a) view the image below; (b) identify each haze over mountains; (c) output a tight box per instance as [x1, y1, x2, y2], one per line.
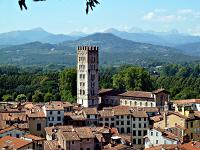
[0, 27, 200, 66]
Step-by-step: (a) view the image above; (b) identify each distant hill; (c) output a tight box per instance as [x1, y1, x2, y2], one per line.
[103, 28, 200, 47]
[0, 33, 199, 66]
[0, 28, 78, 45]
[176, 42, 200, 56]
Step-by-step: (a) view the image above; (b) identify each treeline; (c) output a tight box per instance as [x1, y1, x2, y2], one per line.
[0, 65, 76, 103]
[1, 64, 200, 103]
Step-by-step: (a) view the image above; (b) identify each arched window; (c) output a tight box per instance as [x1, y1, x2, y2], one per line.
[145, 102, 148, 107]
[140, 102, 142, 106]
[134, 101, 137, 106]
[151, 102, 153, 107]
[80, 89, 82, 95]
[125, 100, 127, 105]
[130, 101, 132, 106]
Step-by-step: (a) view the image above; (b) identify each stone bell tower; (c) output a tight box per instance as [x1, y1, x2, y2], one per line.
[77, 46, 99, 107]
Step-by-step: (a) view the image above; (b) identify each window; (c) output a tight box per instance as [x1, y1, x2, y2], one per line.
[72, 141, 74, 144]
[121, 121, 124, 125]
[133, 130, 136, 136]
[156, 132, 158, 136]
[133, 139, 136, 144]
[127, 121, 130, 125]
[100, 118, 103, 121]
[143, 130, 147, 136]
[127, 127, 130, 133]
[58, 111, 60, 114]
[121, 116, 124, 119]
[144, 123, 147, 128]
[138, 139, 142, 144]
[145, 102, 148, 106]
[151, 132, 153, 136]
[37, 123, 41, 131]
[139, 123, 141, 128]
[87, 138, 90, 141]
[105, 118, 109, 121]
[49, 123, 53, 127]
[138, 130, 142, 136]
[134, 101, 137, 106]
[132, 117, 135, 121]
[191, 133, 193, 139]
[127, 115, 130, 119]
[140, 102, 142, 106]
[111, 118, 114, 121]
[190, 122, 193, 128]
[50, 111, 52, 115]
[156, 140, 158, 144]
[16, 134, 20, 138]
[116, 121, 119, 125]
[144, 118, 146, 121]
[121, 128, 124, 133]
[105, 123, 109, 127]
[57, 116, 61, 121]
[133, 124, 135, 128]
[116, 116, 119, 119]
[139, 118, 141, 121]
[111, 123, 114, 127]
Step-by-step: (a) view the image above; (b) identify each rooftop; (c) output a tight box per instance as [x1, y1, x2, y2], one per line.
[0, 136, 32, 149]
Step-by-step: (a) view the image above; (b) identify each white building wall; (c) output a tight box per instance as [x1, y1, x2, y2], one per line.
[120, 98, 156, 107]
[145, 129, 179, 148]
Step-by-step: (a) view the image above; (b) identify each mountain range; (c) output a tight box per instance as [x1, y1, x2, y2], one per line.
[0, 30, 199, 66]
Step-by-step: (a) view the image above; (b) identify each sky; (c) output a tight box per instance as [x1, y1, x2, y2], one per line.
[0, 0, 200, 35]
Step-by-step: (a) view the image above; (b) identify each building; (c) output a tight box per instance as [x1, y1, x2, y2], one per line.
[27, 106, 46, 137]
[0, 135, 33, 150]
[99, 106, 149, 149]
[99, 88, 170, 110]
[144, 127, 180, 148]
[77, 46, 99, 107]
[22, 134, 45, 150]
[154, 110, 200, 142]
[174, 99, 200, 112]
[42, 101, 64, 127]
[0, 125, 28, 138]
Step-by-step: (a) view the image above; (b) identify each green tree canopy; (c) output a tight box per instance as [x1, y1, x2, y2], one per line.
[32, 90, 44, 103]
[59, 68, 77, 103]
[15, 94, 27, 102]
[113, 67, 153, 91]
[2, 94, 12, 102]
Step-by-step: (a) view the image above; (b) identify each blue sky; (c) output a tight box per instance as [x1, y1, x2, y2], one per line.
[0, 0, 200, 35]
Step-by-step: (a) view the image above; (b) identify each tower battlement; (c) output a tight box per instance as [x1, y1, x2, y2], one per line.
[77, 46, 99, 51]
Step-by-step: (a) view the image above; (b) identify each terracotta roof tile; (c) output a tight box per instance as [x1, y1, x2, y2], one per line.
[44, 140, 61, 150]
[75, 127, 95, 139]
[174, 99, 200, 105]
[119, 91, 153, 99]
[0, 126, 16, 134]
[83, 107, 98, 115]
[0, 136, 32, 149]
[62, 131, 80, 141]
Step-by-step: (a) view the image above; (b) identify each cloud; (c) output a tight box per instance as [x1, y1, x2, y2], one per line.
[142, 9, 198, 23]
[143, 12, 155, 20]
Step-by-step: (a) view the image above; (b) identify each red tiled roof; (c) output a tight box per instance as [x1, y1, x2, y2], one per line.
[0, 126, 16, 134]
[0, 136, 32, 149]
[119, 91, 153, 99]
[174, 99, 200, 105]
[44, 140, 61, 150]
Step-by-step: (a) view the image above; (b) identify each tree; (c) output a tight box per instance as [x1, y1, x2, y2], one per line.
[18, 0, 100, 14]
[113, 67, 153, 91]
[59, 68, 77, 103]
[15, 94, 27, 102]
[44, 92, 54, 102]
[32, 90, 44, 102]
[2, 94, 12, 102]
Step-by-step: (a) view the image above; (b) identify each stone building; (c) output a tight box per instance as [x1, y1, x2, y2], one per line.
[77, 46, 99, 107]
